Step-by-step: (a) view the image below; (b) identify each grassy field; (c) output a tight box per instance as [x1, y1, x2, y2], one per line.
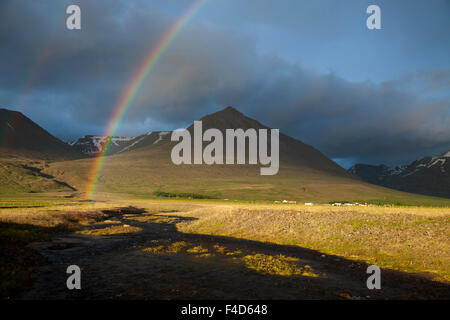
[0, 195, 449, 298]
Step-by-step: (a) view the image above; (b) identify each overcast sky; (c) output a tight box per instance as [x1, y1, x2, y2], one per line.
[1, 0, 449, 167]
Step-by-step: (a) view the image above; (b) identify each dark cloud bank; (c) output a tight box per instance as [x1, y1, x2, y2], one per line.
[0, 0, 449, 167]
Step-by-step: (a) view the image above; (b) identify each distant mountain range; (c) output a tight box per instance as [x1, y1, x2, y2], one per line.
[1, 106, 449, 203]
[69, 132, 171, 156]
[349, 151, 450, 198]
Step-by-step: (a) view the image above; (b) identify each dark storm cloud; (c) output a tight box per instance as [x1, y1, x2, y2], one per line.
[383, 70, 450, 97]
[0, 0, 449, 165]
[0, 0, 172, 129]
[131, 37, 450, 165]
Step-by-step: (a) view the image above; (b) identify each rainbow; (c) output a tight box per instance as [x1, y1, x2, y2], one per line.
[85, 0, 208, 199]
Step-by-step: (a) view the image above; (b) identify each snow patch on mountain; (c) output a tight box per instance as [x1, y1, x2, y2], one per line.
[402, 153, 449, 175]
[429, 158, 446, 168]
[70, 135, 136, 155]
[69, 131, 173, 156]
[153, 132, 169, 145]
[117, 136, 146, 154]
[385, 165, 407, 176]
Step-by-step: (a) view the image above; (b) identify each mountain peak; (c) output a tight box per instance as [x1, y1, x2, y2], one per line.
[219, 105, 248, 115]
[210, 106, 246, 118]
[441, 150, 450, 158]
[223, 105, 240, 113]
[195, 106, 265, 132]
[0, 108, 24, 117]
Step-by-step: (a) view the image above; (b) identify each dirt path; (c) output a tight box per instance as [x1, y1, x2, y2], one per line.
[20, 211, 450, 300]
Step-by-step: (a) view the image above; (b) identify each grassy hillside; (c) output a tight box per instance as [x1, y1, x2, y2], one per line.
[0, 157, 76, 194]
[43, 140, 450, 206]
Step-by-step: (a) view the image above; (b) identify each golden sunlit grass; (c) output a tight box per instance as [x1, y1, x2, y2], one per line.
[186, 245, 209, 254]
[143, 241, 190, 254]
[142, 240, 321, 277]
[175, 203, 450, 282]
[0, 200, 115, 228]
[212, 244, 242, 256]
[186, 246, 215, 258]
[76, 225, 142, 236]
[143, 241, 216, 258]
[97, 219, 121, 225]
[243, 254, 319, 277]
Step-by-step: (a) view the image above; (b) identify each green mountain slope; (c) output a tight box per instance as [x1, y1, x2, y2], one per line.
[0, 158, 75, 194]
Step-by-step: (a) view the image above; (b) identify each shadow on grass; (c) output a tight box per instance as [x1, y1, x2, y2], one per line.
[5, 207, 449, 300]
[51, 211, 450, 300]
[0, 222, 58, 299]
[0, 206, 148, 299]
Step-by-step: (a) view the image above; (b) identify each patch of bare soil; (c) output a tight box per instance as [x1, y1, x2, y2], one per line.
[20, 211, 450, 300]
